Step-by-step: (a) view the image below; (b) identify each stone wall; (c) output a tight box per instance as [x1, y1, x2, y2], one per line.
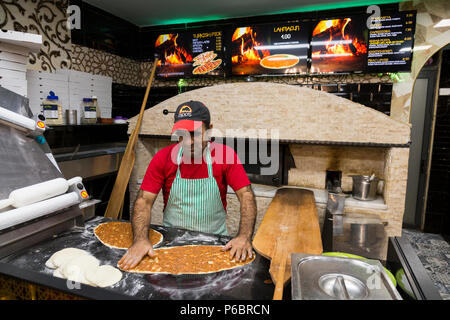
[128, 81, 411, 237]
[128, 82, 410, 145]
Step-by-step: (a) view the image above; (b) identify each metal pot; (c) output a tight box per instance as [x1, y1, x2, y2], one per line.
[350, 175, 380, 201]
[65, 110, 77, 125]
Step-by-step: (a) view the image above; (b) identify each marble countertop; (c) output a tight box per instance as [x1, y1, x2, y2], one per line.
[136, 179, 387, 211]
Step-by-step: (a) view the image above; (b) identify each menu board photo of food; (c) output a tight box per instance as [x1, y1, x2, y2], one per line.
[155, 33, 193, 78]
[191, 30, 224, 76]
[310, 17, 368, 73]
[231, 22, 310, 76]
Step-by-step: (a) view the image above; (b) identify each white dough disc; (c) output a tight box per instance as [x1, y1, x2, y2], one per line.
[61, 255, 100, 285]
[85, 265, 122, 288]
[45, 248, 89, 269]
[53, 268, 64, 279]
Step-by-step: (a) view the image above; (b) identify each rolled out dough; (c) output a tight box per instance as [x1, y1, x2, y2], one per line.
[45, 248, 89, 269]
[45, 248, 121, 287]
[61, 255, 100, 285]
[93, 222, 163, 249]
[119, 245, 255, 275]
[85, 265, 122, 288]
[53, 268, 64, 279]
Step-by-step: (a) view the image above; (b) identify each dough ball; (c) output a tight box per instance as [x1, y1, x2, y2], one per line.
[45, 248, 89, 269]
[85, 265, 122, 288]
[61, 255, 100, 285]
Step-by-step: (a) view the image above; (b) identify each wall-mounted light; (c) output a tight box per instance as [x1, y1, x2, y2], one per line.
[177, 78, 187, 94]
[434, 19, 450, 28]
[400, 45, 432, 52]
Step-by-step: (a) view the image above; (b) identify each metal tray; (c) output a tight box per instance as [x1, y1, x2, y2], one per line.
[291, 253, 402, 300]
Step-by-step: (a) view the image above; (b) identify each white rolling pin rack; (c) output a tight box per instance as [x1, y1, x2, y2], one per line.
[0, 86, 86, 259]
[0, 177, 89, 231]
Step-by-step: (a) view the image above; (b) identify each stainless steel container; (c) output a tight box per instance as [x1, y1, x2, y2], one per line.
[291, 253, 402, 300]
[350, 223, 378, 247]
[65, 110, 77, 125]
[350, 175, 380, 201]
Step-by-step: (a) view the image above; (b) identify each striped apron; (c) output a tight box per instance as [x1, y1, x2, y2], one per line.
[163, 142, 228, 236]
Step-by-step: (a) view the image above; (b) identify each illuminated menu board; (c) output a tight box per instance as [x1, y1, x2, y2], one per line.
[231, 22, 310, 75]
[366, 11, 416, 72]
[155, 33, 193, 78]
[155, 30, 225, 78]
[310, 17, 368, 74]
[191, 30, 224, 76]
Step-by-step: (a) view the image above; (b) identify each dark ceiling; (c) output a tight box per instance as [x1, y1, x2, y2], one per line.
[83, 0, 405, 27]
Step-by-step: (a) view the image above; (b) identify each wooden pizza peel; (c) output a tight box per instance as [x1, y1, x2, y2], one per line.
[104, 58, 158, 219]
[252, 187, 323, 298]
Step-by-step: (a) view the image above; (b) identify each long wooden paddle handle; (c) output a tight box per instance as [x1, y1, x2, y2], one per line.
[273, 248, 287, 300]
[130, 58, 159, 145]
[103, 59, 158, 219]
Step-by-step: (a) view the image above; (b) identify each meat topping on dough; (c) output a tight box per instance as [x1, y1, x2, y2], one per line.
[119, 245, 255, 275]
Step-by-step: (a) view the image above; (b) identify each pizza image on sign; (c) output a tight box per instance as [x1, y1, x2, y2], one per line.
[193, 51, 217, 66]
[193, 59, 222, 75]
[260, 54, 300, 69]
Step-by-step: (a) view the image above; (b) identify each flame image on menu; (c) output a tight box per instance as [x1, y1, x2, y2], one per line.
[310, 18, 367, 73]
[155, 34, 193, 77]
[231, 24, 309, 75]
[232, 27, 271, 67]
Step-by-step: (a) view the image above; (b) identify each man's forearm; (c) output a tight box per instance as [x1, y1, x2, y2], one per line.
[132, 190, 153, 242]
[237, 186, 257, 239]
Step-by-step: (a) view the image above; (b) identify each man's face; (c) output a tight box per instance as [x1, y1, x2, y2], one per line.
[178, 123, 211, 159]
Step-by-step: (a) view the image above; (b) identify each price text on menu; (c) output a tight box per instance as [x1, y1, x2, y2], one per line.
[367, 11, 416, 72]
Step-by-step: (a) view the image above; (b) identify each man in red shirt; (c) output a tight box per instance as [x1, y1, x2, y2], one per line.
[119, 101, 257, 270]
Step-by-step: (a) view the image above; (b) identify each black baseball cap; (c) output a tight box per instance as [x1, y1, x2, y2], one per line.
[171, 100, 211, 134]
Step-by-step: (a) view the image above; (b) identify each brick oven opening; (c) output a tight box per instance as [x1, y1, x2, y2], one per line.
[217, 138, 295, 187]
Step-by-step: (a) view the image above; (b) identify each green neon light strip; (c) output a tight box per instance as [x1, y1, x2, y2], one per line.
[274, 0, 408, 14]
[152, 0, 407, 26]
[151, 16, 227, 26]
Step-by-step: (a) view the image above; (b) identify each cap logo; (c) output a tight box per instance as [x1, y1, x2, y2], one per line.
[179, 105, 192, 114]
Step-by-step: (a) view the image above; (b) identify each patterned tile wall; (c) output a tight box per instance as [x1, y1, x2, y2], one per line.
[0, 0, 72, 71]
[71, 44, 142, 86]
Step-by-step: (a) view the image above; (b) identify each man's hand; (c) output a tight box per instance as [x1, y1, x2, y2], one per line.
[118, 239, 156, 270]
[119, 189, 158, 270]
[222, 235, 253, 262]
[223, 185, 257, 262]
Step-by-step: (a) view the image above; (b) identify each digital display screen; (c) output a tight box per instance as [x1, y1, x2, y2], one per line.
[366, 11, 416, 72]
[155, 33, 193, 78]
[154, 11, 416, 78]
[191, 30, 224, 76]
[310, 17, 368, 73]
[155, 30, 225, 78]
[231, 22, 310, 76]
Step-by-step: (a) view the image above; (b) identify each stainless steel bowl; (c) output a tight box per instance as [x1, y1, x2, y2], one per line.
[350, 175, 380, 201]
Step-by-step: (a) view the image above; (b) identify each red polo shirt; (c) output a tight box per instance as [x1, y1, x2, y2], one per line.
[140, 142, 250, 211]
